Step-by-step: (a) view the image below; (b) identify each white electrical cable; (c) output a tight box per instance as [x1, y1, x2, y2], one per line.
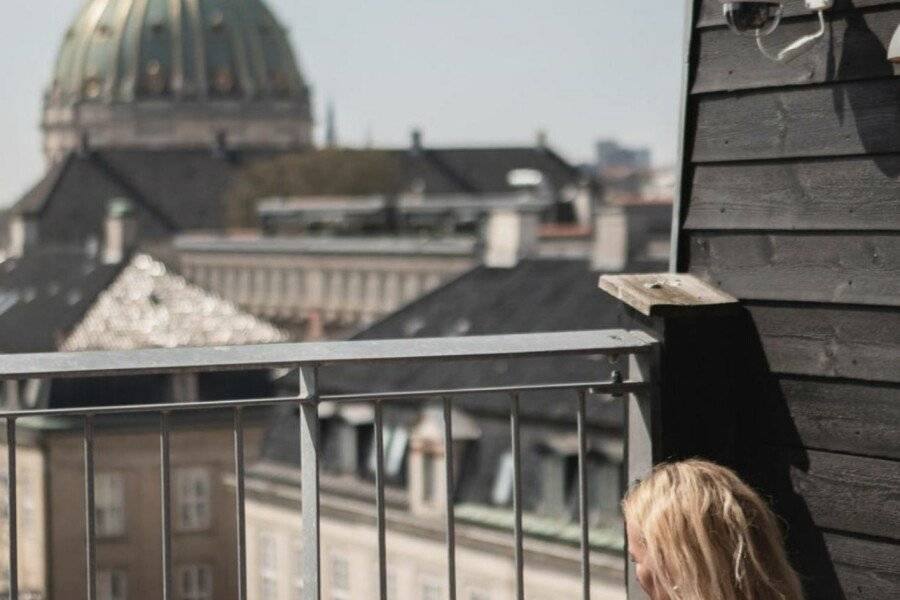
[757, 10, 827, 62]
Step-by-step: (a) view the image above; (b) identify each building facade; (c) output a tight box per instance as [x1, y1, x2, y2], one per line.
[173, 236, 476, 339]
[40, 421, 265, 600]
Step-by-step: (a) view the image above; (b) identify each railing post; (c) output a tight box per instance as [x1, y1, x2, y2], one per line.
[600, 273, 742, 600]
[626, 347, 660, 600]
[298, 365, 320, 600]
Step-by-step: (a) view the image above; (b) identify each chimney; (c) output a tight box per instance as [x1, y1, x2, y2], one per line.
[103, 198, 137, 264]
[483, 208, 539, 269]
[8, 215, 39, 257]
[591, 205, 629, 272]
[535, 129, 548, 149]
[410, 128, 423, 153]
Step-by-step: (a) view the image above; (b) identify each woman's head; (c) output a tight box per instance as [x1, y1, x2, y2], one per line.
[622, 459, 803, 600]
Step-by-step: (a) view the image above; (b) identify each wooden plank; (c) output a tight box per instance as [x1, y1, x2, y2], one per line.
[693, 9, 899, 94]
[684, 157, 900, 231]
[697, 0, 900, 28]
[687, 232, 900, 306]
[598, 272, 738, 317]
[787, 449, 900, 540]
[824, 532, 900, 600]
[772, 376, 900, 458]
[749, 303, 900, 383]
[691, 79, 900, 162]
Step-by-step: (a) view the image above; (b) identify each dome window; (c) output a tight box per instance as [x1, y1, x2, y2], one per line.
[210, 11, 226, 32]
[271, 71, 290, 95]
[212, 68, 235, 94]
[144, 60, 167, 95]
[96, 24, 112, 38]
[83, 77, 104, 100]
[151, 22, 166, 35]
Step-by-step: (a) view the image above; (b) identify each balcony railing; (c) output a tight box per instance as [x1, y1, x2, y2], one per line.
[0, 329, 658, 600]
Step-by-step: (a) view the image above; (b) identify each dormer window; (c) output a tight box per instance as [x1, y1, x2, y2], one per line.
[322, 404, 376, 476]
[507, 168, 544, 188]
[367, 424, 409, 479]
[538, 450, 576, 519]
[491, 451, 514, 506]
[409, 407, 479, 516]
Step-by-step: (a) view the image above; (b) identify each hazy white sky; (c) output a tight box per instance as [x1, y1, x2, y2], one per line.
[0, 1, 686, 207]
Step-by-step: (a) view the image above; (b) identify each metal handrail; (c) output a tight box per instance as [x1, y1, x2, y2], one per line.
[0, 329, 654, 378]
[0, 329, 659, 600]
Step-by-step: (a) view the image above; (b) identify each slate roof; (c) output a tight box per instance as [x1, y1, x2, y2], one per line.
[9, 148, 267, 245]
[9, 144, 580, 249]
[0, 249, 124, 353]
[62, 254, 287, 351]
[256, 258, 637, 520]
[0, 249, 287, 354]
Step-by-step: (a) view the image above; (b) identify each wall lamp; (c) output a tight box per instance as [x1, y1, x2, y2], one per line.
[720, 1, 834, 62]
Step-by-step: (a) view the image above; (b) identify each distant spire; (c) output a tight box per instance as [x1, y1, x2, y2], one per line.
[325, 100, 337, 148]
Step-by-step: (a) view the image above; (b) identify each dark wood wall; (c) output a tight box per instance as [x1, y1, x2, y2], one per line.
[675, 2, 900, 598]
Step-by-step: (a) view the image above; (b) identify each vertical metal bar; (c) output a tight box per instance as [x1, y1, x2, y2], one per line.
[84, 415, 96, 600]
[442, 397, 457, 600]
[510, 393, 524, 600]
[373, 402, 387, 600]
[577, 390, 590, 600]
[234, 407, 247, 600]
[299, 366, 321, 600]
[626, 349, 658, 600]
[6, 418, 17, 600]
[160, 411, 173, 600]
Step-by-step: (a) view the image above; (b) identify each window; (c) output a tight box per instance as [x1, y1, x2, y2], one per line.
[97, 569, 128, 600]
[491, 452, 513, 506]
[539, 454, 574, 518]
[98, 569, 128, 600]
[259, 530, 279, 599]
[367, 426, 409, 478]
[291, 538, 304, 600]
[386, 570, 398, 600]
[178, 565, 213, 600]
[421, 453, 437, 505]
[329, 554, 350, 600]
[0, 471, 8, 519]
[590, 459, 624, 520]
[175, 468, 211, 531]
[422, 578, 442, 600]
[336, 422, 360, 474]
[96, 473, 126, 537]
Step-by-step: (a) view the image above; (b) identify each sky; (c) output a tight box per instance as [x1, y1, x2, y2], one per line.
[0, 1, 687, 207]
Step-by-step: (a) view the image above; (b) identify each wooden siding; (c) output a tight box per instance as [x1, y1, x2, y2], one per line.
[773, 377, 900, 459]
[677, 2, 900, 598]
[686, 158, 900, 231]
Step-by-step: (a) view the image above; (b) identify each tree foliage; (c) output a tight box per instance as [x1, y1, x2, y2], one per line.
[225, 149, 403, 229]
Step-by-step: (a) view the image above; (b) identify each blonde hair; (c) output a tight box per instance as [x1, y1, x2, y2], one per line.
[622, 459, 803, 600]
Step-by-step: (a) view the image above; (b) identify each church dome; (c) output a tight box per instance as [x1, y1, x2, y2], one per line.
[42, 0, 313, 162]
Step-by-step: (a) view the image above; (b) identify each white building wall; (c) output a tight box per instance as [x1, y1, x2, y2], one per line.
[245, 497, 624, 600]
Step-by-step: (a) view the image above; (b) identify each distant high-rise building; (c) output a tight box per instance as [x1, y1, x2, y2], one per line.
[595, 139, 652, 171]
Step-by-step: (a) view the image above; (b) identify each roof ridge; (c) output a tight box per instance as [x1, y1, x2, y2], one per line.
[87, 153, 179, 231]
[419, 149, 480, 194]
[11, 152, 75, 217]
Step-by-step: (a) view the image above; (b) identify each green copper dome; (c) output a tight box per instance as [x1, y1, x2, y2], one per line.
[48, 0, 310, 104]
